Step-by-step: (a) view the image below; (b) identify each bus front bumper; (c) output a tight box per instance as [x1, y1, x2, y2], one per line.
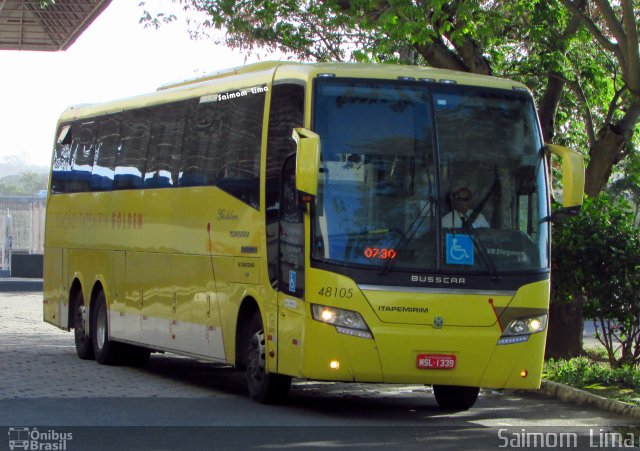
[295, 318, 546, 389]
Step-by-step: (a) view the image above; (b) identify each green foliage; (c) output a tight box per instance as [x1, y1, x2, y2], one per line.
[148, 0, 517, 64]
[552, 194, 640, 366]
[0, 173, 48, 196]
[608, 151, 640, 224]
[545, 357, 613, 387]
[545, 357, 640, 393]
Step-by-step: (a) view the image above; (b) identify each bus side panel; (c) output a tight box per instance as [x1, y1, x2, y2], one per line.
[43, 247, 64, 328]
[67, 248, 112, 303]
[208, 255, 235, 365]
[208, 254, 272, 367]
[213, 255, 252, 366]
[123, 252, 225, 360]
[61, 248, 70, 327]
[109, 251, 128, 339]
[277, 293, 306, 377]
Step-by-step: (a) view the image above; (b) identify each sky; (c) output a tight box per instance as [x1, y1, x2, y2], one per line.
[0, 0, 280, 167]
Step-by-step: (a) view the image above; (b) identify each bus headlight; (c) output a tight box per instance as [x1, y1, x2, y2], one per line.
[311, 304, 373, 339]
[502, 314, 548, 336]
[497, 314, 547, 345]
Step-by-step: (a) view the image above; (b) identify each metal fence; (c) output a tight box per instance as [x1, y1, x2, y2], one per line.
[0, 196, 46, 273]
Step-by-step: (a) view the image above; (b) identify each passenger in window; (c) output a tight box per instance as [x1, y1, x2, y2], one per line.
[442, 187, 489, 229]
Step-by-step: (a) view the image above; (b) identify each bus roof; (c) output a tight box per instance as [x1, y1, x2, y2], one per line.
[158, 61, 528, 92]
[58, 61, 530, 123]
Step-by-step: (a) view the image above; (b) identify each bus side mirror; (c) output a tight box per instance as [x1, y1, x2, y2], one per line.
[546, 144, 585, 216]
[292, 128, 321, 203]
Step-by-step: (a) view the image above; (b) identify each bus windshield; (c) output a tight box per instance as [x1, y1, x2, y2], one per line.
[312, 79, 549, 274]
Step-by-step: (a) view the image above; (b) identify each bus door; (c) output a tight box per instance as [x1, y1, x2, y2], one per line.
[277, 155, 306, 375]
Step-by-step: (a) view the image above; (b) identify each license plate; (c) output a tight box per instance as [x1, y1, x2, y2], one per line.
[417, 354, 456, 369]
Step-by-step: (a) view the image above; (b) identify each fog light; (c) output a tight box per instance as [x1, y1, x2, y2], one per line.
[330, 360, 340, 370]
[520, 369, 528, 378]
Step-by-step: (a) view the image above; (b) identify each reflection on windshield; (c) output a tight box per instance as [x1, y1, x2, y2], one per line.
[312, 80, 548, 274]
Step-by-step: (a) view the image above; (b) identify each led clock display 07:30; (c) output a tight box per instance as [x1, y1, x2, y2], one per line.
[364, 247, 397, 260]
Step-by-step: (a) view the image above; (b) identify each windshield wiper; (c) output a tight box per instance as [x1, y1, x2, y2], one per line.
[380, 196, 436, 275]
[378, 200, 501, 280]
[460, 224, 501, 281]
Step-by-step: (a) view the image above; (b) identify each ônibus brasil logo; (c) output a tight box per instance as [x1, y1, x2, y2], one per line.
[8, 427, 72, 450]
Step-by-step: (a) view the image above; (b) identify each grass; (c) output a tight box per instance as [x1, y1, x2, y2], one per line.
[543, 350, 640, 406]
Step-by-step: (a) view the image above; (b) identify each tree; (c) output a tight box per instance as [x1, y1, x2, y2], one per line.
[552, 195, 640, 366]
[557, 0, 640, 196]
[0, 173, 48, 196]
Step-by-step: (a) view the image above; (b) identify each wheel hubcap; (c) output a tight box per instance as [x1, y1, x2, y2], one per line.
[248, 330, 266, 384]
[96, 306, 107, 350]
[75, 304, 87, 339]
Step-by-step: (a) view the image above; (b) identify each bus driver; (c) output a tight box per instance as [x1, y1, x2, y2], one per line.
[442, 187, 489, 229]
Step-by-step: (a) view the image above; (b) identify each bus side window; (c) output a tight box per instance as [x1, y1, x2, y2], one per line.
[91, 116, 119, 191]
[51, 124, 73, 194]
[180, 99, 218, 187]
[68, 122, 96, 193]
[145, 102, 187, 188]
[216, 87, 266, 208]
[114, 110, 149, 190]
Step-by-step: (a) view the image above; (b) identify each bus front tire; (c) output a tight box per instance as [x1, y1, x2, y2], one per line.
[245, 312, 291, 404]
[91, 291, 121, 365]
[433, 385, 479, 410]
[73, 290, 94, 360]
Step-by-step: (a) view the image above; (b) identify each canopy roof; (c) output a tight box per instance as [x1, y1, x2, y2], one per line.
[0, 0, 111, 51]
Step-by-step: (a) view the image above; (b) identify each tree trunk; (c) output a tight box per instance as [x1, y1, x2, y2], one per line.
[545, 295, 585, 360]
[538, 75, 565, 142]
[584, 124, 628, 197]
[584, 102, 640, 197]
[414, 40, 468, 72]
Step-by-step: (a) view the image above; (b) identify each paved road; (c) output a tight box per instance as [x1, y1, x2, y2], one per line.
[1, 292, 638, 450]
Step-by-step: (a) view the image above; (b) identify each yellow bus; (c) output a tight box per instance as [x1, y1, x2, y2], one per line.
[43, 61, 584, 409]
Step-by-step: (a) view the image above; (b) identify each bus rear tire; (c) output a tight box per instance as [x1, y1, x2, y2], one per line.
[433, 385, 479, 410]
[91, 291, 121, 365]
[245, 312, 291, 404]
[73, 290, 94, 360]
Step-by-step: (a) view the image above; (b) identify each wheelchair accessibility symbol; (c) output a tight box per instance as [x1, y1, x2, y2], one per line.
[446, 234, 474, 265]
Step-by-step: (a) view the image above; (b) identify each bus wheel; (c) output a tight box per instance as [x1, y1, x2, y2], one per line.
[91, 291, 121, 365]
[433, 385, 479, 411]
[245, 312, 291, 404]
[73, 290, 94, 360]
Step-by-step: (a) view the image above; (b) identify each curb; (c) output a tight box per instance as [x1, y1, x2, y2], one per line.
[539, 379, 640, 420]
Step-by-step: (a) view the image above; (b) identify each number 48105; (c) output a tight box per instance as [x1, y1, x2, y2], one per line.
[318, 286, 354, 299]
